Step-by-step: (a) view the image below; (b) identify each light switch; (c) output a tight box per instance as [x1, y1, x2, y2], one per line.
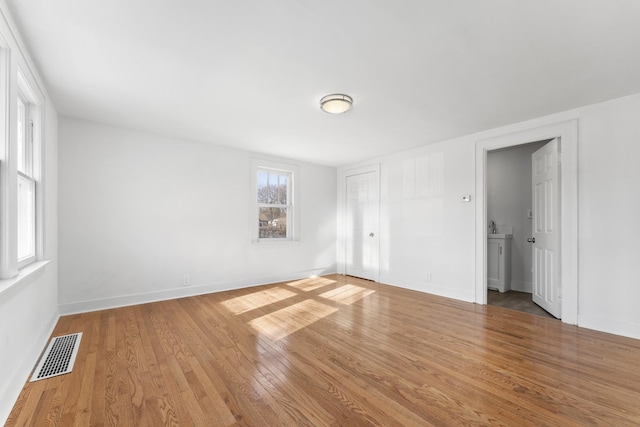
[461, 195, 471, 202]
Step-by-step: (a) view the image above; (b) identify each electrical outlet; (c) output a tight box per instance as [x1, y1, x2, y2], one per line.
[426, 272, 432, 283]
[182, 274, 191, 287]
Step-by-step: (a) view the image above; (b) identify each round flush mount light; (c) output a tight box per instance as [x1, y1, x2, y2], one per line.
[320, 93, 353, 114]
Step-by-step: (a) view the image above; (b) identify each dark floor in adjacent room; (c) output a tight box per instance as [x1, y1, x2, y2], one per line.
[488, 290, 555, 319]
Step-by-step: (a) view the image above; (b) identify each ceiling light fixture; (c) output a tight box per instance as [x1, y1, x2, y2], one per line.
[320, 94, 353, 114]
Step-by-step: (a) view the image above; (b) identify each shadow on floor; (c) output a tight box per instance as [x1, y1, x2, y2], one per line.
[488, 290, 556, 319]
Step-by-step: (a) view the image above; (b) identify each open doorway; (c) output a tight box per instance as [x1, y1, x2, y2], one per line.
[486, 140, 555, 318]
[474, 120, 579, 325]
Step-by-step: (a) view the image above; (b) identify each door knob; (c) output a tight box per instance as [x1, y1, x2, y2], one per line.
[369, 232, 375, 237]
[527, 237, 535, 243]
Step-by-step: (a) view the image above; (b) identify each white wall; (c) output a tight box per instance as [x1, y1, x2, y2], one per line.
[577, 94, 640, 338]
[58, 118, 337, 313]
[0, 3, 59, 424]
[487, 141, 546, 292]
[0, 96, 58, 424]
[339, 139, 477, 302]
[339, 92, 640, 340]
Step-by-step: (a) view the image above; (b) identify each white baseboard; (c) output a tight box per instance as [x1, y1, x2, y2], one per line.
[59, 268, 336, 315]
[381, 275, 475, 303]
[0, 310, 59, 426]
[578, 314, 640, 340]
[510, 279, 532, 293]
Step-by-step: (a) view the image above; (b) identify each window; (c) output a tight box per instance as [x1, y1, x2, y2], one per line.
[257, 168, 292, 240]
[16, 92, 37, 267]
[0, 29, 46, 280]
[252, 160, 299, 243]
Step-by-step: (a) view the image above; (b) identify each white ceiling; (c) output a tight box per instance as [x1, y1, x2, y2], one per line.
[6, 0, 640, 166]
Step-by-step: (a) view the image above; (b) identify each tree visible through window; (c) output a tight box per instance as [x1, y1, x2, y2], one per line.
[257, 168, 292, 239]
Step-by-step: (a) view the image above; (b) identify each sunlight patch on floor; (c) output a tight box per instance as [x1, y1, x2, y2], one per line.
[221, 287, 297, 315]
[287, 277, 337, 292]
[249, 299, 338, 341]
[319, 284, 375, 305]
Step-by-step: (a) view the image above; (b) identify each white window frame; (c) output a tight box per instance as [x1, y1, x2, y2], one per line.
[251, 159, 300, 243]
[0, 49, 45, 278]
[16, 89, 38, 268]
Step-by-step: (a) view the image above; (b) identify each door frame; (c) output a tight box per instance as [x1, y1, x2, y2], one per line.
[338, 163, 381, 282]
[474, 120, 578, 324]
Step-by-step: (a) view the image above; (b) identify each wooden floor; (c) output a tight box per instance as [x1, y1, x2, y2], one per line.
[7, 275, 640, 426]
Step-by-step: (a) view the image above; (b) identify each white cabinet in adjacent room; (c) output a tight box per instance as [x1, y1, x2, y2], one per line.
[488, 234, 512, 293]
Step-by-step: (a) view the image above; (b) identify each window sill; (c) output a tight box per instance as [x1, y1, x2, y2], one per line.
[0, 260, 51, 296]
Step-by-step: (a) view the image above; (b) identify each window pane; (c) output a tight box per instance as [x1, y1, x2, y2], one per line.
[17, 98, 26, 174]
[17, 175, 35, 261]
[258, 207, 287, 239]
[277, 173, 288, 204]
[257, 170, 269, 203]
[268, 171, 279, 204]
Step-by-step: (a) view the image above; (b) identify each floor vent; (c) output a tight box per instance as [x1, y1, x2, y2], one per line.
[30, 332, 82, 382]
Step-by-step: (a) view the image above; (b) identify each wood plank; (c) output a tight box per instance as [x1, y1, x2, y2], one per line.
[7, 274, 640, 426]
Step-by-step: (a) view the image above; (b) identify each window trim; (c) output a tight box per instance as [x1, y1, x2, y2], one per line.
[15, 71, 43, 270]
[251, 159, 300, 244]
[257, 168, 293, 241]
[0, 54, 45, 278]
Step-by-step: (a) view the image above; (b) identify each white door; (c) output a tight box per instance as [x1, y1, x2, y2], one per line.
[531, 139, 561, 318]
[345, 171, 379, 281]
